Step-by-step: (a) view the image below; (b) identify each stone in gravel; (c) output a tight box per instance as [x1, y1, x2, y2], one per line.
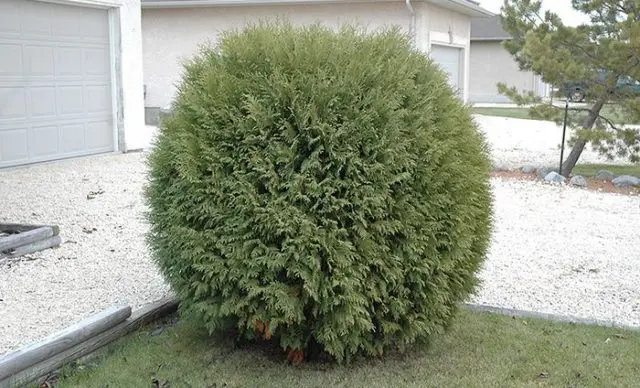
[569, 175, 588, 188]
[521, 165, 536, 174]
[544, 171, 566, 184]
[493, 164, 510, 172]
[536, 167, 556, 180]
[595, 170, 615, 181]
[612, 175, 640, 187]
[86, 189, 104, 200]
[82, 227, 97, 234]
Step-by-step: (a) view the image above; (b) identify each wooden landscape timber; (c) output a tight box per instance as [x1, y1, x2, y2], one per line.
[0, 224, 61, 259]
[0, 306, 132, 382]
[0, 297, 180, 388]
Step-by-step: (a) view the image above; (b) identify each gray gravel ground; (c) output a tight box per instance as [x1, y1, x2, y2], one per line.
[0, 153, 169, 353]
[471, 177, 640, 327]
[474, 115, 633, 169]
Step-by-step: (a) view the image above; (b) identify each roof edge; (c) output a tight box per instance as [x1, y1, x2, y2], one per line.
[142, 0, 495, 16]
[471, 37, 512, 42]
[430, 0, 494, 17]
[143, 0, 394, 8]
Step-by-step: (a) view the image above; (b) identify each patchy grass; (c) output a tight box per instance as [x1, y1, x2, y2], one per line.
[472, 105, 638, 124]
[54, 310, 640, 388]
[472, 107, 535, 120]
[573, 164, 640, 178]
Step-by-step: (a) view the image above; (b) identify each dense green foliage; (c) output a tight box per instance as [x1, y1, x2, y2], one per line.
[146, 23, 492, 362]
[498, 0, 640, 175]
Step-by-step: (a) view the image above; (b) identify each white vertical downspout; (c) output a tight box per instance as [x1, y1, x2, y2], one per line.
[405, 0, 416, 47]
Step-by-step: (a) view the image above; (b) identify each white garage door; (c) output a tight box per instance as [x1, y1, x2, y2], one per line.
[0, 0, 113, 168]
[430, 45, 463, 96]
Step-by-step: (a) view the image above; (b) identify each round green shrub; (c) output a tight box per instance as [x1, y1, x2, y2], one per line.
[146, 23, 492, 363]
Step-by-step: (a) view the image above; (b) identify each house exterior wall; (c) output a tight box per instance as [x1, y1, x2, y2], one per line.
[469, 40, 544, 103]
[142, 1, 475, 110]
[52, 0, 145, 151]
[142, 3, 412, 109]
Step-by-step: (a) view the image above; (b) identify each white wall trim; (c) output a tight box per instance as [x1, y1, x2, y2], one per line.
[430, 31, 466, 47]
[108, 8, 122, 152]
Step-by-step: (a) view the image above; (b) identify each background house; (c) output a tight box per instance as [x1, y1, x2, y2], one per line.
[141, 0, 492, 124]
[0, 0, 145, 169]
[469, 15, 549, 104]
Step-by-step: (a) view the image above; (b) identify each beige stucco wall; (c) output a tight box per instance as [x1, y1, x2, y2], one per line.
[142, 2, 475, 109]
[469, 40, 545, 103]
[142, 3, 412, 109]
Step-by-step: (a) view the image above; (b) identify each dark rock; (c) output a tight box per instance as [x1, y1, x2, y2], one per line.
[569, 175, 588, 187]
[594, 170, 614, 181]
[612, 175, 640, 187]
[544, 171, 566, 184]
[536, 166, 556, 180]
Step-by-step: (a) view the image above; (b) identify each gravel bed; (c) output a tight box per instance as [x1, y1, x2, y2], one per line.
[471, 177, 640, 327]
[474, 114, 633, 169]
[0, 153, 169, 354]
[1, 129, 639, 354]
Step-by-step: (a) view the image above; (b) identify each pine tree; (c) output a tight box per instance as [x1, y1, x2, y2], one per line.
[498, 0, 640, 176]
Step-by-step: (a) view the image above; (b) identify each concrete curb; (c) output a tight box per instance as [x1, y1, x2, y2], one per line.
[463, 303, 640, 332]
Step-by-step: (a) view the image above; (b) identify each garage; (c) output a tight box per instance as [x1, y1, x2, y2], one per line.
[430, 44, 464, 97]
[0, 0, 114, 168]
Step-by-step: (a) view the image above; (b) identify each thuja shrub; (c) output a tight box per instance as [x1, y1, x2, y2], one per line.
[146, 23, 492, 363]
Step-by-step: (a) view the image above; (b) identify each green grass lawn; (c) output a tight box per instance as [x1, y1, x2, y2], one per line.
[472, 107, 535, 120]
[472, 105, 638, 124]
[54, 309, 640, 388]
[573, 163, 640, 177]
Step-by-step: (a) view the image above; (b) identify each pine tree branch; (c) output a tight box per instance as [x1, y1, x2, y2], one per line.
[565, 106, 621, 131]
[597, 114, 621, 132]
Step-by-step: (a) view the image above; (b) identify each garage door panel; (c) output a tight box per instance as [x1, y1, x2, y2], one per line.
[58, 86, 85, 115]
[82, 12, 111, 41]
[61, 124, 86, 152]
[86, 121, 113, 149]
[85, 48, 110, 76]
[86, 86, 111, 113]
[0, 87, 27, 119]
[52, 10, 85, 39]
[25, 45, 55, 76]
[56, 47, 84, 75]
[430, 45, 463, 96]
[30, 125, 59, 157]
[0, 44, 22, 75]
[0, 129, 29, 163]
[0, 0, 113, 168]
[30, 87, 57, 117]
[21, 1, 53, 37]
[0, 2, 21, 35]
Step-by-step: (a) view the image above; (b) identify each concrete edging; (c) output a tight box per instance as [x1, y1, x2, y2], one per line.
[463, 303, 639, 332]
